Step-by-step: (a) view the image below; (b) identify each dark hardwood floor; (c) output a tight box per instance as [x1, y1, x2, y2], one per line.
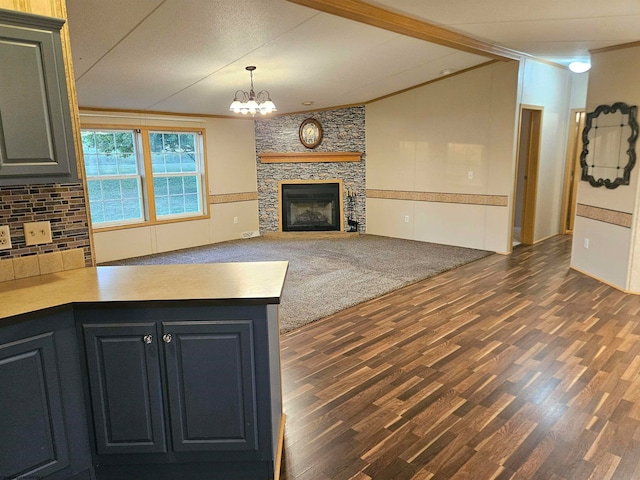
[279, 234, 640, 480]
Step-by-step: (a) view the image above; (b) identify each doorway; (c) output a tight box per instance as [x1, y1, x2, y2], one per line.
[560, 110, 586, 234]
[513, 106, 542, 246]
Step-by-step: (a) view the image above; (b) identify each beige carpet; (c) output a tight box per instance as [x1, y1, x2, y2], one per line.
[104, 235, 492, 332]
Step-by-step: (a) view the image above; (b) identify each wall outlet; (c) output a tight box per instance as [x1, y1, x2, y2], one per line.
[404, 215, 410, 223]
[233, 216, 239, 224]
[468, 171, 474, 180]
[583, 238, 589, 249]
[24, 221, 53, 246]
[0, 225, 11, 250]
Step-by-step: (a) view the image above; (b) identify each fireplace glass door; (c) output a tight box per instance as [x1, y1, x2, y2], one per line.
[281, 183, 340, 232]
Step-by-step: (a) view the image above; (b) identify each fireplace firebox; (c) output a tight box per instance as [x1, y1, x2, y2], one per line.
[281, 183, 340, 232]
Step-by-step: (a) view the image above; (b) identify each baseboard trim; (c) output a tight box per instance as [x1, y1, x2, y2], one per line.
[570, 265, 639, 295]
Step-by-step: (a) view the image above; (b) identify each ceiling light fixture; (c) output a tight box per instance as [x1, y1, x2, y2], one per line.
[568, 61, 591, 73]
[229, 66, 277, 115]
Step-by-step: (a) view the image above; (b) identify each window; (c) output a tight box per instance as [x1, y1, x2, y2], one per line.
[81, 130, 144, 225]
[81, 127, 207, 228]
[150, 131, 202, 218]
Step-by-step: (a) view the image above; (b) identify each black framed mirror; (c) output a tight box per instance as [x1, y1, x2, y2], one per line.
[580, 102, 638, 189]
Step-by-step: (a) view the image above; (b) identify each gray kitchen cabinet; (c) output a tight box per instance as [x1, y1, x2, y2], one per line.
[82, 322, 167, 455]
[163, 320, 259, 452]
[0, 9, 78, 185]
[0, 310, 92, 480]
[0, 262, 287, 480]
[76, 303, 282, 480]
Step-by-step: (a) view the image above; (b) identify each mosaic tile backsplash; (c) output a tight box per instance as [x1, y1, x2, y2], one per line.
[0, 182, 92, 265]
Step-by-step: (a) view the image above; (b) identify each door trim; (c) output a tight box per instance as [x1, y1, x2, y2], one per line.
[512, 105, 543, 247]
[560, 109, 586, 234]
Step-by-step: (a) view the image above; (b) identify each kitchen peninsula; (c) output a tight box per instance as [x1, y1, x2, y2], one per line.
[0, 261, 288, 480]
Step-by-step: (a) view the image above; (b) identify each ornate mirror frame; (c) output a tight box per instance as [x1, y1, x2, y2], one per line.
[580, 102, 638, 189]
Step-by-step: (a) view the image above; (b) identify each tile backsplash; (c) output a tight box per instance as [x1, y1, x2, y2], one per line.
[0, 182, 92, 266]
[0, 248, 87, 282]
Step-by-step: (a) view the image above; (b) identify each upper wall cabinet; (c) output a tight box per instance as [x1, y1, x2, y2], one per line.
[0, 9, 78, 185]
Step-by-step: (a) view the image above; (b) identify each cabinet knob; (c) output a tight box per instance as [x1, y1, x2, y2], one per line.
[143, 334, 153, 344]
[163, 333, 172, 343]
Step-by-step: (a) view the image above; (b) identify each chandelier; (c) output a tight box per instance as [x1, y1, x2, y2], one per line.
[229, 66, 277, 115]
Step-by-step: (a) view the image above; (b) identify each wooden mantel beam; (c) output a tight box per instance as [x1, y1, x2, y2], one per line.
[286, 0, 523, 61]
[260, 152, 362, 163]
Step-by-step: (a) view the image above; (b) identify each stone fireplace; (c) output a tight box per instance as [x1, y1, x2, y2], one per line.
[280, 181, 342, 232]
[255, 106, 366, 233]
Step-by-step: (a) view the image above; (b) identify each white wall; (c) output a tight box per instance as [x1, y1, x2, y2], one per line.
[366, 58, 578, 253]
[80, 111, 259, 263]
[208, 117, 257, 195]
[569, 72, 589, 110]
[366, 61, 520, 253]
[570, 45, 640, 291]
[518, 58, 575, 242]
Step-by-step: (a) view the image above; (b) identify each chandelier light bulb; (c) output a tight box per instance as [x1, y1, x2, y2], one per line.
[230, 100, 242, 113]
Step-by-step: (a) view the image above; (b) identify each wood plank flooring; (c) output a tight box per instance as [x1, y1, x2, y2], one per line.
[279, 235, 640, 480]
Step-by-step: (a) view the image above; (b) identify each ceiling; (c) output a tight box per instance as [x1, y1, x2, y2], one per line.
[66, 0, 640, 117]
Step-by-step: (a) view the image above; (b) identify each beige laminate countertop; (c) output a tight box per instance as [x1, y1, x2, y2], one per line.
[0, 261, 289, 320]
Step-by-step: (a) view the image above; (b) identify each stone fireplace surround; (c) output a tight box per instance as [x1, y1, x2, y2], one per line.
[255, 106, 366, 234]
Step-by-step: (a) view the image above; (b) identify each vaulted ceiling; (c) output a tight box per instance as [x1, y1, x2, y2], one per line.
[66, 0, 640, 116]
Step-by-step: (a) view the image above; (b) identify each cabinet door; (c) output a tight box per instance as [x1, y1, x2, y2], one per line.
[0, 11, 77, 184]
[83, 323, 166, 455]
[0, 332, 70, 479]
[163, 321, 258, 452]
